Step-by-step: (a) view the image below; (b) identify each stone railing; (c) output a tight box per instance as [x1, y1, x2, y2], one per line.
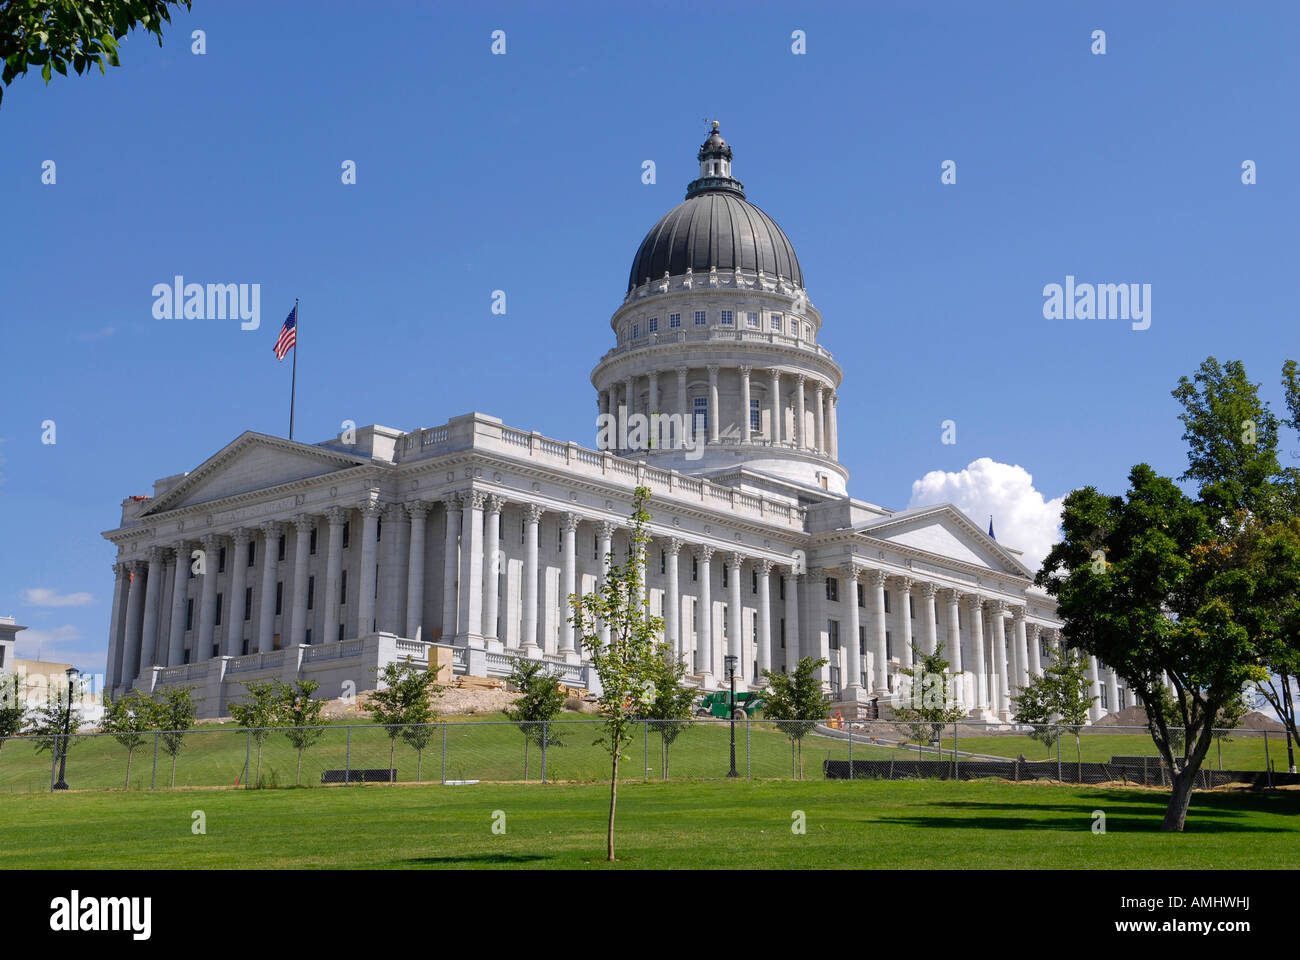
[595, 327, 835, 365]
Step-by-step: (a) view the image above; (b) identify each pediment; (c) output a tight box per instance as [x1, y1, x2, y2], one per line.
[855, 505, 1030, 577]
[143, 433, 370, 514]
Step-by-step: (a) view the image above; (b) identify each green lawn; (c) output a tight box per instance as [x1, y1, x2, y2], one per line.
[1, 778, 1295, 869]
[931, 731, 1278, 770]
[0, 716, 897, 793]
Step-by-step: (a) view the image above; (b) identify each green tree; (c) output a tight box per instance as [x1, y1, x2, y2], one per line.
[503, 658, 567, 781]
[761, 656, 832, 779]
[1037, 462, 1263, 831]
[641, 644, 697, 778]
[366, 655, 444, 783]
[0, 0, 193, 107]
[274, 679, 325, 786]
[1010, 647, 1095, 774]
[570, 486, 664, 861]
[0, 672, 27, 756]
[228, 679, 279, 785]
[100, 689, 154, 788]
[29, 675, 84, 763]
[151, 686, 197, 788]
[894, 642, 967, 759]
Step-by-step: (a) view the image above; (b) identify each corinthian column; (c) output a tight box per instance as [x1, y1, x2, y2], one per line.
[195, 533, 221, 662]
[597, 520, 614, 647]
[225, 529, 251, 656]
[814, 383, 826, 454]
[945, 588, 964, 706]
[768, 368, 782, 443]
[483, 495, 505, 651]
[121, 560, 146, 682]
[665, 538, 682, 661]
[322, 507, 346, 643]
[920, 581, 938, 657]
[843, 565, 863, 701]
[783, 566, 801, 669]
[138, 547, 164, 675]
[727, 553, 744, 681]
[828, 393, 839, 459]
[167, 544, 189, 665]
[794, 375, 806, 449]
[707, 365, 720, 444]
[1027, 622, 1042, 678]
[457, 491, 485, 647]
[756, 559, 773, 680]
[357, 499, 382, 637]
[440, 495, 461, 642]
[696, 545, 715, 684]
[990, 600, 1010, 719]
[676, 367, 688, 447]
[1012, 606, 1029, 694]
[868, 570, 889, 696]
[290, 515, 313, 647]
[894, 576, 914, 672]
[521, 504, 544, 656]
[560, 512, 579, 662]
[739, 366, 752, 444]
[257, 522, 281, 653]
[105, 562, 128, 692]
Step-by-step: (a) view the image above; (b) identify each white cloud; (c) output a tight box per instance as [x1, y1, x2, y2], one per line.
[907, 457, 1065, 573]
[23, 588, 94, 607]
[14, 625, 82, 657]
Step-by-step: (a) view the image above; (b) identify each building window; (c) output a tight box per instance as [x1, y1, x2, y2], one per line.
[1100, 684, 1109, 709]
[660, 550, 666, 575]
[722, 564, 728, 588]
[247, 541, 255, 568]
[243, 586, 252, 621]
[770, 313, 782, 331]
[376, 518, 382, 542]
[669, 312, 681, 329]
[909, 595, 915, 619]
[275, 581, 283, 616]
[648, 317, 658, 333]
[826, 577, 839, 602]
[215, 593, 223, 626]
[747, 311, 759, 328]
[751, 569, 758, 594]
[693, 396, 708, 434]
[779, 577, 785, 600]
[307, 576, 315, 610]
[886, 630, 893, 659]
[720, 309, 733, 326]
[631, 322, 640, 340]
[557, 523, 563, 553]
[342, 521, 350, 549]
[780, 618, 786, 649]
[691, 557, 698, 582]
[337, 623, 344, 643]
[750, 398, 760, 432]
[309, 527, 317, 555]
[218, 548, 226, 574]
[884, 590, 891, 614]
[340, 569, 347, 604]
[804, 323, 812, 340]
[185, 598, 193, 631]
[305, 629, 312, 646]
[829, 619, 840, 650]
[277, 536, 286, 562]
[594, 534, 599, 560]
[857, 582, 865, 607]
[694, 310, 707, 327]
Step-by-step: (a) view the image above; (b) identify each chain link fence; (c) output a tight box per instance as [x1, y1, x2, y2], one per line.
[0, 719, 1291, 793]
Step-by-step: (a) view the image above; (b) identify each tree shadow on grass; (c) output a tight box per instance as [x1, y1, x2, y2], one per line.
[399, 853, 554, 865]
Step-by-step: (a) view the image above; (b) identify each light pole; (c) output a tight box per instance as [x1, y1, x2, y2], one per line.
[53, 667, 80, 791]
[725, 654, 738, 777]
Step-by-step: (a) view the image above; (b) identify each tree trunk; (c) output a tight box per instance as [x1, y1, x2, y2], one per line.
[1076, 736, 1082, 783]
[296, 748, 303, 786]
[389, 738, 396, 783]
[256, 743, 263, 784]
[170, 753, 177, 788]
[524, 736, 530, 781]
[417, 748, 423, 783]
[125, 747, 134, 789]
[607, 743, 619, 862]
[1162, 767, 1198, 831]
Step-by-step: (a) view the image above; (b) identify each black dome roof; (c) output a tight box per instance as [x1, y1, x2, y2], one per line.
[627, 191, 803, 293]
[627, 126, 803, 293]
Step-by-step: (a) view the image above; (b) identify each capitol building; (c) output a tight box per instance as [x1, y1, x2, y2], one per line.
[102, 125, 1126, 721]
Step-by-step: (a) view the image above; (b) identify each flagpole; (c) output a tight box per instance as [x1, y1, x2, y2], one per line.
[289, 298, 299, 440]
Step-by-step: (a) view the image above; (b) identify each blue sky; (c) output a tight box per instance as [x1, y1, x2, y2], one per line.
[1, 0, 1297, 674]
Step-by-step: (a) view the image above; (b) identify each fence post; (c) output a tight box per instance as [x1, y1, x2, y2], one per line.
[541, 720, 548, 784]
[441, 722, 447, 785]
[745, 718, 751, 778]
[1264, 730, 1272, 789]
[848, 725, 854, 780]
[244, 729, 252, 789]
[1056, 726, 1062, 783]
[344, 726, 352, 786]
[49, 736, 59, 792]
[151, 732, 159, 790]
[953, 721, 959, 781]
[643, 720, 648, 781]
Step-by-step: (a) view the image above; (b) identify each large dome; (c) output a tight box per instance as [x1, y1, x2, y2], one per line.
[626, 124, 803, 293]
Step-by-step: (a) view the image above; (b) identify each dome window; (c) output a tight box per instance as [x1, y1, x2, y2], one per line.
[694, 310, 707, 327]
[668, 313, 681, 329]
[632, 322, 640, 340]
[770, 313, 782, 332]
[720, 310, 733, 326]
[747, 311, 759, 328]
[648, 317, 658, 333]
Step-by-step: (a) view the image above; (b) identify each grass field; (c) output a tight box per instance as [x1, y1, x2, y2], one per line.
[2, 778, 1296, 869]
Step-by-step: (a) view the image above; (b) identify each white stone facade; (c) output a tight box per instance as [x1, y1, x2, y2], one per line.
[100, 127, 1127, 721]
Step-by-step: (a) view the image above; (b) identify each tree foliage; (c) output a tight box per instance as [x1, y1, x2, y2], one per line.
[0, 0, 193, 107]
[228, 679, 279, 784]
[366, 655, 444, 782]
[640, 644, 697, 778]
[761, 656, 832, 778]
[894, 642, 967, 754]
[503, 657, 567, 780]
[1010, 647, 1095, 764]
[151, 685, 196, 788]
[100, 689, 154, 788]
[0, 672, 27, 753]
[275, 678, 325, 786]
[570, 486, 664, 861]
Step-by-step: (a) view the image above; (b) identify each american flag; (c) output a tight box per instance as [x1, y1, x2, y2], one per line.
[273, 305, 297, 361]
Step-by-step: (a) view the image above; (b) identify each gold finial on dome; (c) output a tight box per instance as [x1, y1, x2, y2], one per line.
[711, 119, 719, 131]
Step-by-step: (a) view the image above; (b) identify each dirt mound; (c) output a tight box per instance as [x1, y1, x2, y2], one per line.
[1237, 711, 1285, 731]
[1094, 705, 1148, 727]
